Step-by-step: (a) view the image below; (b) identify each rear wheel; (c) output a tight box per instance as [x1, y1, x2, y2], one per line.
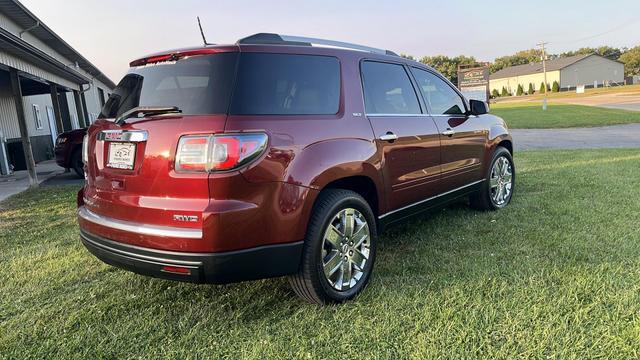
[289, 189, 377, 305]
[470, 146, 514, 210]
[71, 148, 84, 178]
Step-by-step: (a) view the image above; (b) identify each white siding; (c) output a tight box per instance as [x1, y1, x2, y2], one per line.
[21, 94, 53, 137]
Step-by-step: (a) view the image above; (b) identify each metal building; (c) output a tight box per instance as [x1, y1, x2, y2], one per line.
[0, 0, 115, 184]
[490, 54, 624, 96]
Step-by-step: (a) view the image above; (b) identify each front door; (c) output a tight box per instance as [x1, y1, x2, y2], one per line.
[409, 67, 487, 191]
[361, 61, 441, 211]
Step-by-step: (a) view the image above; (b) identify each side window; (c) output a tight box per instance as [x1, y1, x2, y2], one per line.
[410, 68, 466, 115]
[361, 61, 421, 115]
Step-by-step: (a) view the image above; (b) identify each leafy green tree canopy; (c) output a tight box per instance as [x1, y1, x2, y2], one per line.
[619, 46, 640, 77]
[419, 55, 477, 84]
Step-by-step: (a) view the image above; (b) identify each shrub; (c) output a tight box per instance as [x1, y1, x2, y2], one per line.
[539, 82, 547, 93]
[552, 81, 560, 92]
[516, 84, 524, 96]
[492, 89, 500, 98]
[528, 83, 535, 95]
[501, 87, 509, 97]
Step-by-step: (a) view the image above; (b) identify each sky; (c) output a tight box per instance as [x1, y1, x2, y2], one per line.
[19, 0, 640, 83]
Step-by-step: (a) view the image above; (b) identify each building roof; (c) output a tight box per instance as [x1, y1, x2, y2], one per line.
[0, 0, 115, 88]
[490, 54, 606, 80]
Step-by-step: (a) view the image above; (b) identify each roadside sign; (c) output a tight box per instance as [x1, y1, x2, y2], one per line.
[458, 65, 490, 102]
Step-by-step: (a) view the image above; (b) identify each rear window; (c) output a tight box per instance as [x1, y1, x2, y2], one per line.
[100, 52, 340, 118]
[99, 53, 237, 119]
[229, 53, 340, 115]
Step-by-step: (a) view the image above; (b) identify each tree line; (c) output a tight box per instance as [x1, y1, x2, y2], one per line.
[402, 45, 640, 85]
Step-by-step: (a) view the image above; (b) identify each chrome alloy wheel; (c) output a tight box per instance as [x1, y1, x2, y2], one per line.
[490, 156, 513, 206]
[321, 208, 371, 291]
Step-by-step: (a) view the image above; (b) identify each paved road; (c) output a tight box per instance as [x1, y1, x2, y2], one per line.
[512, 123, 640, 150]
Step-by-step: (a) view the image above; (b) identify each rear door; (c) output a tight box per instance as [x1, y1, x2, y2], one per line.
[409, 67, 487, 191]
[361, 60, 441, 211]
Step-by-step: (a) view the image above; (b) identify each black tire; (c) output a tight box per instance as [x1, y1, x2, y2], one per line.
[71, 147, 84, 178]
[289, 189, 377, 305]
[470, 146, 515, 211]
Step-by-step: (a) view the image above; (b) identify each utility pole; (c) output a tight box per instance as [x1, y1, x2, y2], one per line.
[537, 41, 549, 111]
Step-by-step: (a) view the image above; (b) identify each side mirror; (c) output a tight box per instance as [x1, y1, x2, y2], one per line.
[469, 99, 490, 116]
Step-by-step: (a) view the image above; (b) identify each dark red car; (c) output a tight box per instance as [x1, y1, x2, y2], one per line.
[77, 34, 514, 304]
[55, 128, 86, 177]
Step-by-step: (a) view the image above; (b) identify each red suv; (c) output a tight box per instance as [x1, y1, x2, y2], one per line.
[78, 34, 514, 304]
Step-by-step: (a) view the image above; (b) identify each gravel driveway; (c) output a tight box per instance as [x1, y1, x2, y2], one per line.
[512, 123, 640, 150]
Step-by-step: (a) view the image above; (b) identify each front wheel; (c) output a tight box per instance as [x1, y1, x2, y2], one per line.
[289, 189, 377, 305]
[470, 146, 515, 210]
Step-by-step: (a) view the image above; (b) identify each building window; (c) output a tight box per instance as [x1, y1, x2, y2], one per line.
[32, 104, 43, 130]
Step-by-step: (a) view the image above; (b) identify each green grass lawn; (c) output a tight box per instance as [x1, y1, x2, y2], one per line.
[491, 103, 640, 128]
[2, 149, 640, 358]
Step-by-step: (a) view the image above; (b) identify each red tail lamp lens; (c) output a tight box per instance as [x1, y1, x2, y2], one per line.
[175, 133, 268, 173]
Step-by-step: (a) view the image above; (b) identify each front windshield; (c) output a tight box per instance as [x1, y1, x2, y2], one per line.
[99, 53, 238, 119]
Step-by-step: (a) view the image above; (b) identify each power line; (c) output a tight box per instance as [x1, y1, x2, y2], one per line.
[555, 18, 640, 44]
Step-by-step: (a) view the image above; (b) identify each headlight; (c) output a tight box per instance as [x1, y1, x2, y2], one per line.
[82, 135, 88, 164]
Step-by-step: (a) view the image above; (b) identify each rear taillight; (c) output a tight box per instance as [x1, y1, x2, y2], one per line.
[175, 133, 268, 173]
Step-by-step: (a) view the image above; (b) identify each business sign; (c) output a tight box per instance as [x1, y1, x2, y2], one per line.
[458, 66, 490, 102]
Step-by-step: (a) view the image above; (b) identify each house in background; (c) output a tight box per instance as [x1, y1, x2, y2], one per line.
[0, 0, 114, 182]
[489, 54, 624, 95]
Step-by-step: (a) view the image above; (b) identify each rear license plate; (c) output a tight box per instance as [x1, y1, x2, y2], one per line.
[107, 142, 136, 170]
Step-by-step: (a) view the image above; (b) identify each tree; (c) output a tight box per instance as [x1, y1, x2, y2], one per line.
[619, 46, 640, 77]
[516, 84, 524, 96]
[561, 46, 624, 60]
[492, 89, 500, 98]
[539, 82, 547, 93]
[552, 81, 560, 92]
[501, 87, 509, 97]
[419, 55, 477, 84]
[528, 83, 535, 95]
[490, 49, 543, 73]
[400, 54, 416, 61]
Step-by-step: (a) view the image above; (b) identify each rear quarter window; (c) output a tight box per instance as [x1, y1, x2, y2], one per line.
[229, 53, 340, 115]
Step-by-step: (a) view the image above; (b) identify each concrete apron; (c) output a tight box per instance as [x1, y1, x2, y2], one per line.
[0, 160, 64, 203]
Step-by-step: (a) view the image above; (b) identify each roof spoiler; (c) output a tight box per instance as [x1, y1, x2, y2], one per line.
[237, 33, 398, 56]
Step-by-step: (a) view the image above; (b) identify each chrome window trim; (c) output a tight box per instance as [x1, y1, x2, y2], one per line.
[378, 180, 484, 219]
[97, 130, 148, 142]
[366, 113, 425, 117]
[78, 206, 202, 239]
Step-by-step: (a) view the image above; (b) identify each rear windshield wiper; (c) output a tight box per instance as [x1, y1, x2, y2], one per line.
[115, 106, 182, 125]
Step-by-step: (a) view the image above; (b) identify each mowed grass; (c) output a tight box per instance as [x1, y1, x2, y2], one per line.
[491, 102, 640, 129]
[2, 149, 640, 358]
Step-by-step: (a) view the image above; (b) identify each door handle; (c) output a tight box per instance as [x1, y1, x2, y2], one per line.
[379, 132, 398, 142]
[442, 129, 455, 137]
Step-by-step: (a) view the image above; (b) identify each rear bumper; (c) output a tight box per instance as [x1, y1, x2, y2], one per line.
[80, 229, 303, 284]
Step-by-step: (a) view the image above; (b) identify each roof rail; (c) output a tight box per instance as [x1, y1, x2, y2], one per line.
[237, 33, 398, 56]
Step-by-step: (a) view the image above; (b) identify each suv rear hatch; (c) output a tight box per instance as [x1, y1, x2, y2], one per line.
[81, 49, 238, 250]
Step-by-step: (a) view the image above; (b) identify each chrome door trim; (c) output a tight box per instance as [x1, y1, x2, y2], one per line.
[378, 179, 484, 219]
[78, 206, 202, 239]
[97, 130, 148, 142]
[366, 113, 424, 117]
